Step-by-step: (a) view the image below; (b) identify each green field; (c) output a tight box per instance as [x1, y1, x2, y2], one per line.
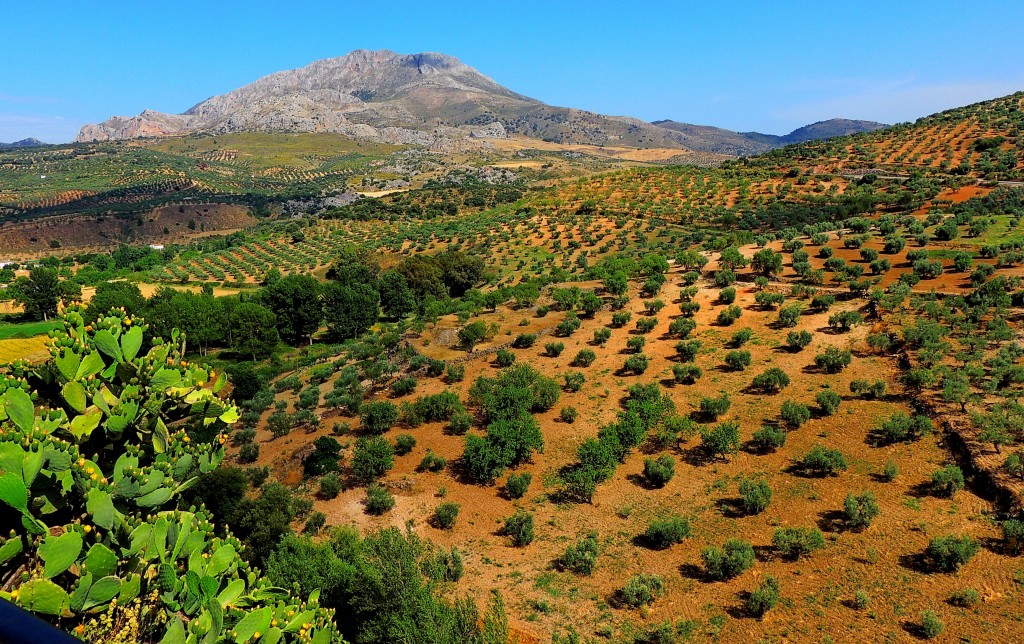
[0, 319, 60, 340]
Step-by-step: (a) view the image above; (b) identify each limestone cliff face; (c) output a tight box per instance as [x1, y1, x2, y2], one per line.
[76, 49, 695, 149]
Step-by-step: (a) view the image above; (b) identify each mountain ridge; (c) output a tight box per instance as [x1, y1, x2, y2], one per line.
[0, 137, 46, 149]
[77, 50, 886, 153]
[652, 118, 887, 156]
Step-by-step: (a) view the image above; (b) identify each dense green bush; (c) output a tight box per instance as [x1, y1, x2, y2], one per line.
[361, 400, 400, 434]
[557, 532, 599, 575]
[394, 433, 417, 455]
[503, 510, 535, 546]
[365, 483, 396, 515]
[320, 471, 343, 499]
[796, 445, 847, 476]
[773, 527, 826, 559]
[780, 400, 810, 427]
[620, 574, 666, 608]
[752, 425, 787, 451]
[786, 329, 813, 350]
[699, 392, 731, 419]
[931, 465, 965, 497]
[752, 367, 790, 393]
[433, 502, 461, 529]
[815, 389, 842, 415]
[304, 435, 343, 476]
[643, 454, 676, 487]
[702, 539, 755, 580]
[391, 375, 418, 396]
[672, 363, 703, 384]
[920, 610, 944, 639]
[927, 535, 978, 571]
[701, 421, 741, 460]
[644, 515, 692, 549]
[724, 349, 752, 370]
[352, 436, 396, 481]
[739, 478, 772, 515]
[504, 472, 532, 499]
[814, 346, 852, 373]
[844, 491, 880, 530]
[572, 348, 597, 367]
[747, 576, 781, 617]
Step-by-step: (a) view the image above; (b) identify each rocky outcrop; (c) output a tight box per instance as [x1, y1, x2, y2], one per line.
[77, 49, 697, 150]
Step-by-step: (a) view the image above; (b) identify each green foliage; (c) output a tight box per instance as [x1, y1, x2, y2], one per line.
[699, 392, 731, 419]
[796, 445, 848, 476]
[926, 534, 979, 571]
[876, 412, 933, 444]
[433, 502, 461, 529]
[773, 526, 826, 559]
[557, 532, 599, 575]
[702, 539, 755, 580]
[361, 401, 400, 434]
[815, 389, 842, 415]
[701, 421, 741, 460]
[571, 349, 597, 367]
[739, 478, 772, 515]
[844, 491, 880, 530]
[643, 454, 676, 487]
[752, 425, 786, 452]
[814, 346, 852, 373]
[305, 436, 343, 476]
[780, 400, 810, 427]
[746, 576, 781, 617]
[352, 436, 396, 482]
[394, 433, 417, 456]
[751, 367, 790, 393]
[724, 350, 751, 371]
[644, 515, 692, 549]
[619, 574, 665, 608]
[560, 406, 579, 423]
[365, 484, 396, 515]
[320, 472, 343, 499]
[920, 610, 944, 639]
[785, 330, 813, 351]
[504, 472, 532, 499]
[503, 510, 534, 546]
[931, 465, 965, 497]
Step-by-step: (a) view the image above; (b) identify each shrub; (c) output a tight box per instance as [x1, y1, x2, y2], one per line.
[752, 425, 787, 452]
[747, 576, 781, 617]
[881, 459, 899, 482]
[702, 539, 755, 580]
[304, 436, 342, 476]
[854, 590, 870, 609]
[572, 349, 596, 367]
[814, 346, 852, 373]
[433, 502, 461, 529]
[620, 575, 666, 608]
[752, 367, 790, 393]
[675, 339, 701, 362]
[828, 310, 863, 331]
[514, 333, 538, 348]
[394, 433, 417, 455]
[446, 363, 465, 382]
[304, 511, 327, 534]
[504, 510, 535, 546]
[545, 341, 565, 357]
[920, 611, 944, 639]
[714, 269, 736, 287]
[672, 363, 703, 384]
[361, 401, 400, 434]
[644, 454, 676, 487]
[926, 534, 979, 571]
[777, 303, 803, 327]
[1003, 519, 1024, 553]
[877, 412, 933, 444]
[724, 350, 752, 371]
[412, 451, 445, 475]
[844, 491, 880, 530]
[268, 411, 293, 438]
[563, 371, 586, 392]
[949, 588, 980, 607]
[391, 376, 417, 397]
[719, 287, 736, 304]
[644, 515, 692, 549]
[731, 328, 753, 346]
[815, 389, 842, 415]
[626, 336, 647, 353]
[505, 472, 532, 499]
[352, 436, 395, 482]
[623, 353, 650, 374]
[773, 527, 826, 559]
[851, 379, 886, 398]
[364, 484, 396, 515]
[702, 421, 741, 460]
[796, 445, 847, 476]
[558, 532, 599, 575]
[931, 465, 964, 497]
[495, 349, 516, 367]
[669, 317, 696, 338]
[699, 392, 731, 419]
[716, 305, 742, 326]
[780, 400, 810, 427]
[611, 311, 632, 327]
[447, 411, 472, 435]
[593, 327, 612, 346]
[636, 317, 658, 333]
[739, 478, 772, 515]
[319, 472, 343, 499]
[239, 442, 260, 463]
[786, 330, 813, 350]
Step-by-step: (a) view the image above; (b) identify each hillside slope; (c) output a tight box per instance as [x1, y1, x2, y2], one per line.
[652, 118, 887, 155]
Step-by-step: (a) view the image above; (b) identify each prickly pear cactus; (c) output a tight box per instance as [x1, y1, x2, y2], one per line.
[0, 309, 341, 643]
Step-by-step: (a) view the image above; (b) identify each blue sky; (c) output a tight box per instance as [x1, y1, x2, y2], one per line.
[3, 1, 1023, 143]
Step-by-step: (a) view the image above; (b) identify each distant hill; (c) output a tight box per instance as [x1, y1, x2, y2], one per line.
[78, 50, 699, 149]
[0, 137, 46, 149]
[652, 118, 887, 156]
